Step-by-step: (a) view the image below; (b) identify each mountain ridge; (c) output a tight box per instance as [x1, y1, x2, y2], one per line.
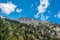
[0, 16, 60, 26]
[0, 16, 60, 40]
[17, 17, 60, 26]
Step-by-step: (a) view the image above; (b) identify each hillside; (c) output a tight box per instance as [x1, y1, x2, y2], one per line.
[0, 17, 60, 40]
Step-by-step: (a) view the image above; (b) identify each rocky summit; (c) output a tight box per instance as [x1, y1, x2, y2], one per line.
[17, 18, 40, 26]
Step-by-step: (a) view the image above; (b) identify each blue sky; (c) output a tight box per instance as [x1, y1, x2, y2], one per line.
[0, 0, 60, 24]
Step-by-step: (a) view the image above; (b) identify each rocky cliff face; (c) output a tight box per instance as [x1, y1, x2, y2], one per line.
[17, 18, 58, 26]
[17, 18, 40, 26]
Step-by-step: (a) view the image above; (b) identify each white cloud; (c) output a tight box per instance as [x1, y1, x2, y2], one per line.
[54, 11, 60, 18]
[0, 2, 22, 15]
[16, 8, 22, 13]
[34, 13, 40, 18]
[40, 15, 49, 21]
[40, 13, 45, 20]
[35, 0, 49, 19]
[54, 15, 57, 17]
[57, 12, 60, 18]
[45, 16, 49, 19]
[31, 4, 33, 8]
[0, 2, 17, 15]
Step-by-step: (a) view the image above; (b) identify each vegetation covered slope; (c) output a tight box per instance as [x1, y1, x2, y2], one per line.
[0, 17, 60, 40]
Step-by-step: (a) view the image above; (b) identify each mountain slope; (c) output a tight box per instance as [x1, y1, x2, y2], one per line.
[0, 17, 60, 40]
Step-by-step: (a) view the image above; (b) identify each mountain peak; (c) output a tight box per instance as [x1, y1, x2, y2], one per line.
[17, 18, 40, 26]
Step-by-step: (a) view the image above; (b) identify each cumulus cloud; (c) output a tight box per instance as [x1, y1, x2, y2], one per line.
[16, 8, 22, 13]
[0, 2, 22, 15]
[35, 0, 49, 19]
[0, 2, 17, 15]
